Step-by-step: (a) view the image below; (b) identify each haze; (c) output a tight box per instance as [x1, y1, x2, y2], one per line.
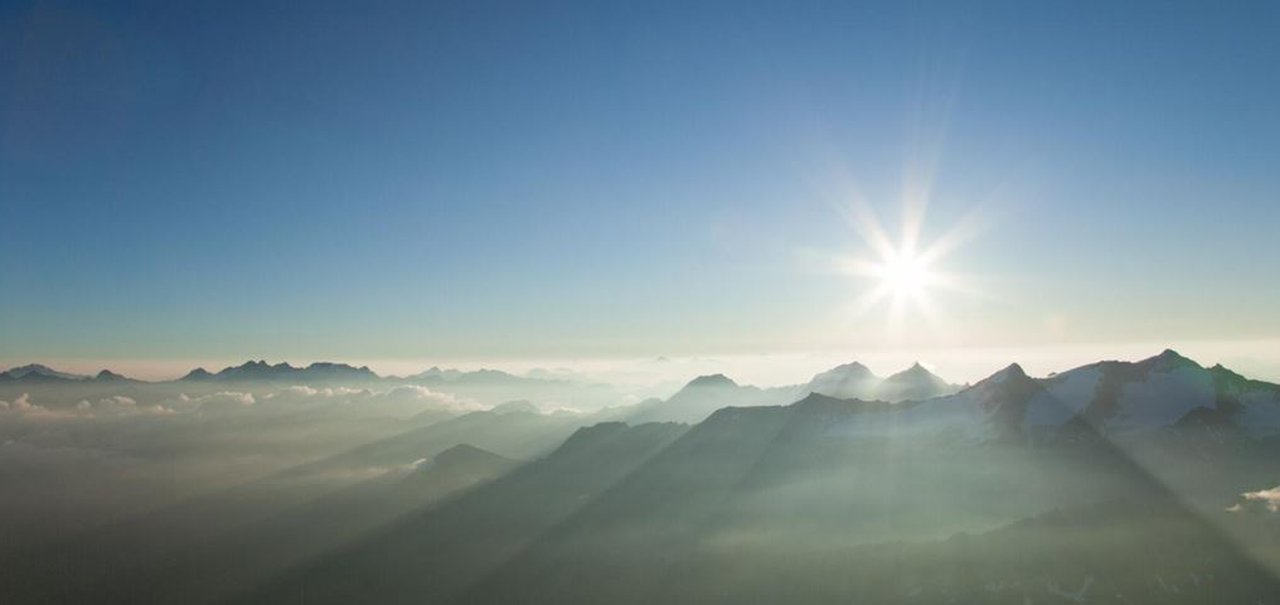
[4, 2, 1280, 604]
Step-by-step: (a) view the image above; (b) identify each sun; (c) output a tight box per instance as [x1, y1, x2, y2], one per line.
[826, 196, 980, 332]
[874, 249, 934, 299]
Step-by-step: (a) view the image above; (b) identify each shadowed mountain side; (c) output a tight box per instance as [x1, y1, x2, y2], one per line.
[240, 422, 688, 604]
[490, 497, 1279, 604]
[0, 408, 578, 603]
[458, 400, 1280, 604]
[37, 446, 520, 604]
[278, 408, 612, 481]
[234, 358, 1280, 604]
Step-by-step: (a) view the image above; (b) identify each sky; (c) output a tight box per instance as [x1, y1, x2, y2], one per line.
[2, 1, 1279, 383]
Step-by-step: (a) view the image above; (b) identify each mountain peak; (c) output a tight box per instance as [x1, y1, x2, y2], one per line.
[1, 364, 86, 381]
[433, 443, 514, 467]
[887, 362, 941, 382]
[684, 374, 738, 389]
[968, 363, 1040, 403]
[990, 363, 1029, 383]
[809, 361, 875, 382]
[94, 369, 130, 381]
[181, 367, 213, 381]
[879, 362, 956, 401]
[1140, 348, 1201, 372]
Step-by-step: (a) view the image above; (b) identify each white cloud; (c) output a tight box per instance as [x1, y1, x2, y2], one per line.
[191, 391, 256, 410]
[372, 385, 479, 412]
[0, 393, 75, 420]
[262, 385, 366, 400]
[1227, 485, 1280, 514]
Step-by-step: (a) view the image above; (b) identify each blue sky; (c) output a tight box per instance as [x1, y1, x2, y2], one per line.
[3, 1, 1279, 379]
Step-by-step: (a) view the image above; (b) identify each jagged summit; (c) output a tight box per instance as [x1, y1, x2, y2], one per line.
[1143, 348, 1201, 371]
[178, 360, 379, 382]
[981, 363, 1030, 386]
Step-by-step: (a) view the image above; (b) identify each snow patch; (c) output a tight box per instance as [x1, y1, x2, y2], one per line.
[1110, 366, 1214, 432]
[1024, 367, 1101, 430]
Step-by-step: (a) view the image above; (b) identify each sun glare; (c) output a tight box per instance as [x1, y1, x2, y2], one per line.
[875, 250, 933, 298]
[826, 193, 984, 336]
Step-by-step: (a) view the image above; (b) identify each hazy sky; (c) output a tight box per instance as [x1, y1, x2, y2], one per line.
[3, 1, 1279, 378]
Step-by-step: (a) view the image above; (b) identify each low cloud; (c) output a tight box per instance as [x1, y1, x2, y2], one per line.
[188, 391, 256, 411]
[1226, 485, 1280, 514]
[369, 385, 481, 413]
[262, 385, 367, 400]
[0, 393, 75, 419]
[90, 395, 172, 417]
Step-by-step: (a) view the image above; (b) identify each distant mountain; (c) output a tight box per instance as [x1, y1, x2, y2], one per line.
[877, 362, 957, 401]
[627, 373, 777, 424]
[248, 421, 687, 604]
[0, 364, 143, 384]
[770, 350, 1280, 444]
[401, 366, 625, 410]
[629, 361, 962, 424]
[0, 363, 89, 383]
[93, 369, 138, 382]
[404, 444, 520, 492]
[408, 366, 549, 387]
[800, 361, 879, 399]
[180, 367, 214, 381]
[179, 360, 379, 383]
[632, 350, 1280, 442]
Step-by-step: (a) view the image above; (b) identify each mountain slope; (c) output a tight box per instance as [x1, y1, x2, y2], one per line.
[42, 445, 521, 605]
[0, 363, 89, 383]
[243, 421, 688, 604]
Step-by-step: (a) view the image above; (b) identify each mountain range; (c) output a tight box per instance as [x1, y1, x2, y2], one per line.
[179, 360, 380, 383]
[241, 351, 1280, 603]
[0, 364, 140, 384]
[8, 349, 1280, 604]
[629, 360, 961, 423]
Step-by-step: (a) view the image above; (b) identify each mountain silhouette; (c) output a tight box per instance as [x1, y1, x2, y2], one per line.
[178, 360, 379, 383]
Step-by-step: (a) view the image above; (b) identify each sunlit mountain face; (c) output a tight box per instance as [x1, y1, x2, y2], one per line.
[5, 1, 1280, 604]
